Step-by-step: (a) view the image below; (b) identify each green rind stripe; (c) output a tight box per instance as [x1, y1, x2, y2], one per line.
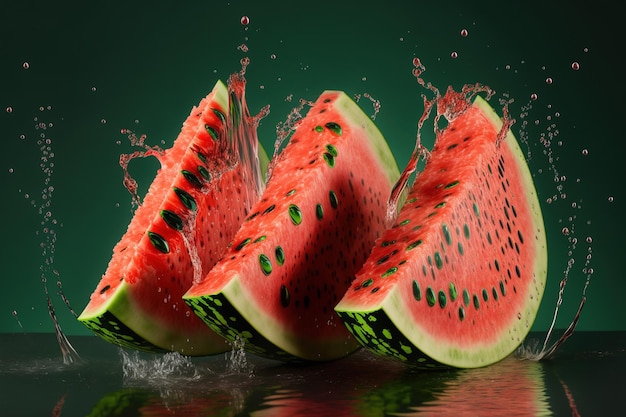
[336, 309, 445, 370]
[80, 310, 168, 353]
[184, 293, 303, 362]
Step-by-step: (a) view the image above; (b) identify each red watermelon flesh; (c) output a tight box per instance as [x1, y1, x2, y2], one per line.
[184, 90, 400, 361]
[78, 79, 268, 355]
[335, 94, 547, 368]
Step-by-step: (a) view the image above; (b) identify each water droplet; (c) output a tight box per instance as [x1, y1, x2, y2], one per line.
[530, 93, 538, 101]
[100, 119, 106, 124]
[451, 51, 458, 59]
[240, 15, 250, 25]
[586, 236, 592, 244]
[581, 148, 588, 156]
[8, 168, 14, 173]
[460, 28, 468, 37]
[545, 77, 553, 84]
[571, 61, 580, 71]
[608, 196, 614, 203]
[6, 106, 13, 113]
[22, 62, 30, 70]
[91, 86, 97, 92]
[19, 134, 25, 140]
[270, 53, 276, 59]
[561, 227, 570, 235]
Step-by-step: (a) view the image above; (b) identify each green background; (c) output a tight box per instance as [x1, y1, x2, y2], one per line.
[1, 0, 622, 336]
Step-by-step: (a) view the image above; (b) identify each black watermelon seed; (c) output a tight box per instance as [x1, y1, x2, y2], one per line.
[235, 238, 252, 251]
[280, 285, 290, 307]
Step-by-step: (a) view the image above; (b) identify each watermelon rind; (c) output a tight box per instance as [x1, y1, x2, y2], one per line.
[335, 95, 547, 368]
[184, 90, 400, 361]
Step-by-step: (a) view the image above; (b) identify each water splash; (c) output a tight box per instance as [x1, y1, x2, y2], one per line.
[31, 109, 82, 365]
[268, 97, 315, 183]
[225, 335, 255, 377]
[515, 98, 593, 361]
[120, 349, 201, 382]
[386, 58, 497, 226]
[119, 130, 164, 211]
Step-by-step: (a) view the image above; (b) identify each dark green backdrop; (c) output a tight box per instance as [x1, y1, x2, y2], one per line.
[1, 0, 622, 336]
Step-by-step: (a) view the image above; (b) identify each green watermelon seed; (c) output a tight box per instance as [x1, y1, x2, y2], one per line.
[482, 288, 489, 302]
[463, 224, 470, 239]
[323, 152, 335, 167]
[412, 280, 421, 301]
[442, 224, 452, 245]
[473, 202, 480, 217]
[259, 254, 272, 275]
[381, 239, 396, 247]
[288, 204, 302, 225]
[325, 122, 342, 135]
[182, 170, 203, 188]
[325, 144, 338, 156]
[406, 197, 418, 204]
[212, 108, 226, 123]
[381, 267, 398, 278]
[492, 286, 499, 300]
[147, 231, 169, 253]
[362, 278, 374, 288]
[205, 124, 219, 141]
[316, 203, 324, 220]
[286, 189, 296, 197]
[173, 187, 197, 211]
[445, 180, 460, 189]
[426, 287, 436, 307]
[197, 165, 211, 181]
[399, 219, 411, 226]
[280, 285, 290, 307]
[235, 238, 251, 251]
[473, 294, 480, 309]
[457, 242, 464, 255]
[499, 280, 506, 296]
[160, 209, 183, 231]
[463, 289, 470, 306]
[438, 290, 447, 308]
[406, 239, 423, 251]
[434, 252, 443, 269]
[315, 125, 324, 132]
[448, 282, 458, 301]
[458, 307, 466, 321]
[435, 202, 446, 209]
[196, 152, 207, 164]
[329, 190, 338, 209]
[275, 246, 285, 265]
[263, 204, 276, 215]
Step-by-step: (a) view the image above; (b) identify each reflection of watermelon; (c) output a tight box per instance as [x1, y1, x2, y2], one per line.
[184, 90, 400, 361]
[354, 357, 549, 416]
[78, 79, 268, 355]
[335, 93, 547, 368]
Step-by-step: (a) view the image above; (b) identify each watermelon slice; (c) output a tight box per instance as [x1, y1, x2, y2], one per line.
[335, 93, 547, 368]
[78, 79, 268, 355]
[183, 90, 400, 361]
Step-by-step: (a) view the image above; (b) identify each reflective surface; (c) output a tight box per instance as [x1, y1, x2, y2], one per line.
[1, 331, 623, 416]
